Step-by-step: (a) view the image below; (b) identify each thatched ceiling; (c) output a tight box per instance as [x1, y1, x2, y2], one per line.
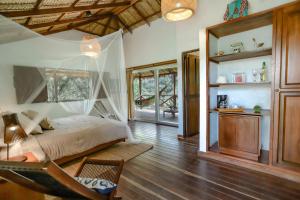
[0, 0, 162, 36]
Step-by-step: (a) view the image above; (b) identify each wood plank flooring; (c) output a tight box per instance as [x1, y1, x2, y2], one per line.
[117, 121, 300, 200]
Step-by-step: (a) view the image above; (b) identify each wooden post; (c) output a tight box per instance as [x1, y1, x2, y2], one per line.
[173, 72, 176, 107]
[139, 74, 142, 108]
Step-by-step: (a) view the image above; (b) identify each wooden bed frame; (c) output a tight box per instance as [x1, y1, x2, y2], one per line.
[54, 138, 126, 165]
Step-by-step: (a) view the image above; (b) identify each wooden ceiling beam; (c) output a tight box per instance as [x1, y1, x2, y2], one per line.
[0, 1, 131, 17]
[71, 0, 81, 7]
[95, 21, 117, 30]
[115, 15, 132, 33]
[27, 13, 112, 29]
[74, 28, 101, 36]
[43, 13, 111, 35]
[114, 0, 141, 15]
[33, 0, 44, 10]
[132, 4, 150, 26]
[128, 10, 161, 28]
[101, 16, 113, 36]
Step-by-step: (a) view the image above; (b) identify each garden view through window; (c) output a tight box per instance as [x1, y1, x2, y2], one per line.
[133, 65, 178, 125]
[46, 69, 92, 102]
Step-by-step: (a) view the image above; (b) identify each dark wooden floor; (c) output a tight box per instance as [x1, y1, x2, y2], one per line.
[117, 121, 300, 200]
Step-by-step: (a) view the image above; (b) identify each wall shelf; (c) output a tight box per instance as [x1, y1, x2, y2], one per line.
[209, 48, 272, 63]
[209, 82, 271, 87]
[207, 11, 273, 38]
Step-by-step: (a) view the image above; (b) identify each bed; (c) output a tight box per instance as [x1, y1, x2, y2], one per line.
[0, 115, 129, 164]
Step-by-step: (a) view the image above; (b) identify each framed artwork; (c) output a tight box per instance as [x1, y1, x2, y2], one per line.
[232, 73, 246, 83]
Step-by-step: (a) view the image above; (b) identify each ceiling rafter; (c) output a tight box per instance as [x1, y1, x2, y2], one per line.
[25, 0, 43, 26]
[71, 0, 81, 7]
[43, 13, 112, 35]
[27, 13, 112, 29]
[24, 17, 31, 26]
[115, 16, 121, 30]
[33, 0, 44, 10]
[95, 21, 117, 30]
[0, 1, 131, 17]
[114, 0, 141, 15]
[115, 15, 132, 33]
[102, 16, 113, 36]
[1, 0, 163, 36]
[75, 28, 101, 36]
[132, 4, 150, 26]
[128, 10, 161, 28]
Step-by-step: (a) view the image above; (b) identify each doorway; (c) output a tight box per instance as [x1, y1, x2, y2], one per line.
[130, 63, 178, 126]
[182, 49, 200, 139]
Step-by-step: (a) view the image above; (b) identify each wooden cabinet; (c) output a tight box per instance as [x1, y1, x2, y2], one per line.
[276, 3, 300, 89]
[273, 2, 300, 172]
[219, 114, 261, 161]
[274, 92, 300, 169]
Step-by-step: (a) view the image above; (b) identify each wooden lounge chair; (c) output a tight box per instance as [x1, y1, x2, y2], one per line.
[0, 158, 124, 200]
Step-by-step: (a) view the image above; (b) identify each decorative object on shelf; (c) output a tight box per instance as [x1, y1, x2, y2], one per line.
[252, 68, 259, 82]
[216, 75, 227, 84]
[260, 61, 267, 82]
[2, 113, 27, 161]
[253, 105, 262, 113]
[230, 42, 244, 53]
[224, 0, 249, 21]
[232, 72, 246, 83]
[217, 95, 229, 109]
[161, 0, 197, 22]
[215, 50, 225, 56]
[252, 38, 265, 50]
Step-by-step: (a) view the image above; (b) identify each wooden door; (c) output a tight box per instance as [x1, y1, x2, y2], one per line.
[277, 3, 300, 89]
[277, 92, 300, 168]
[236, 116, 260, 154]
[273, 2, 300, 171]
[219, 114, 236, 149]
[183, 51, 200, 137]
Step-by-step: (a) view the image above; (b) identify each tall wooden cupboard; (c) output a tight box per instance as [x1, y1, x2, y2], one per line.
[273, 2, 300, 171]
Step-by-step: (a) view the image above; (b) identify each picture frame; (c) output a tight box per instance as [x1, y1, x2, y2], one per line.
[232, 73, 246, 83]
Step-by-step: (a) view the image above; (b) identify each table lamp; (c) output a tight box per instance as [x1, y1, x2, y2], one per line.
[2, 113, 27, 161]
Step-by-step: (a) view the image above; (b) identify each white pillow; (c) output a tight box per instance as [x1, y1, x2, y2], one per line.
[18, 114, 43, 135]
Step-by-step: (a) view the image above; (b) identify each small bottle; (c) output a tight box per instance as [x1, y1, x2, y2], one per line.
[260, 62, 267, 82]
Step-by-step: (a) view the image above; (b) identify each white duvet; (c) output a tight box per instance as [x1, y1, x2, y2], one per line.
[0, 115, 129, 161]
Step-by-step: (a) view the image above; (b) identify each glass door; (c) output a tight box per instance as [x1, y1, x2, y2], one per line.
[133, 69, 156, 122]
[132, 66, 178, 125]
[158, 67, 178, 124]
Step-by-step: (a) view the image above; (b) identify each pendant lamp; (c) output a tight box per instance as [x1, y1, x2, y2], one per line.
[161, 0, 197, 22]
[80, 35, 101, 57]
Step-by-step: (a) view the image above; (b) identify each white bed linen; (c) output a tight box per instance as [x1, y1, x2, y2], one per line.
[35, 115, 129, 160]
[0, 115, 129, 161]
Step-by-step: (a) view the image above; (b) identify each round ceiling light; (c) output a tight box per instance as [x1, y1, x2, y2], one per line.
[161, 0, 197, 22]
[80, 35, 101, 57]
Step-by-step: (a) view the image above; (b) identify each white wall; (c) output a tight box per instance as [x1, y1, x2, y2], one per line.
[123, 19, 177, 67]
[175, 0, 296, 152]
[123, 0, 296, 152]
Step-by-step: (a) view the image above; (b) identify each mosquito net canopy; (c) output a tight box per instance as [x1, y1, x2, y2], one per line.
[0, 15, 134, 160]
